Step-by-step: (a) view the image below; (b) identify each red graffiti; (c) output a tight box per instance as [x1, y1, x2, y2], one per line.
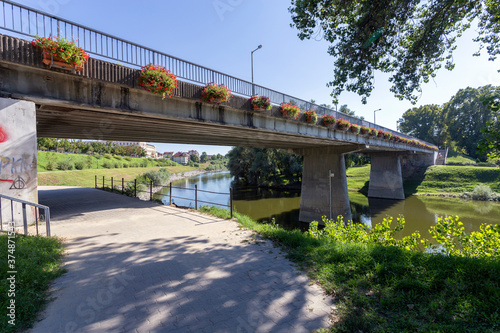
[0, 127, 7, 143]
[0, 179, 14, 183]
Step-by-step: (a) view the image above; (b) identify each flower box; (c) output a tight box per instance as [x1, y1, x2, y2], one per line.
[249, 96, 272, 111]
[337, 119, 351, 130]
[138, 64, 178, 99]
[202, 83, 232, 104]
[42, 51, 83, 72]
[33, 36, 88, 73]
[322, 115, 336, 127]
[350, 124, 361, 134]
[304, 110, 318, 124]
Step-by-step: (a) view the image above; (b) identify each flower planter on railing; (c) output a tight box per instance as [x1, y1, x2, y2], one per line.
[41, 51, 83, 72]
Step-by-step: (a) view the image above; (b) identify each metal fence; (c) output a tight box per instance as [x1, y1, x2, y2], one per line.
[96, 176, 233, 218]
[0, 0, 435, 145]
[0, 193, 51, 236]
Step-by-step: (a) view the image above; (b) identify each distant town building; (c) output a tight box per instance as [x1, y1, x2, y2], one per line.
[163, 152, 174, 159]
[173, 152, 189, 165]
[187, 150, 199, 157]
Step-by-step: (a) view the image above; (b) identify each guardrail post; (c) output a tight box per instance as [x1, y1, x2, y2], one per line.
[169, 183, 172, 205]
[0, 198, 2, 231]
[150, 180, 153, 201]
[95, 175, 97, 189]
[45, 207, 51, 237]
[134, 179, 137, 198]
[103, 176, 105, 189]
[230, 188, 233, 219]
[122, 178, 124, 195]
[111, 177, 114, 192]
[22, 203, 27, 235]
[195, 185, 198, 210]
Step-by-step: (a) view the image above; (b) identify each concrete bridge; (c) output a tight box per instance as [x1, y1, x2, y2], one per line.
[0, 32, 437, 223]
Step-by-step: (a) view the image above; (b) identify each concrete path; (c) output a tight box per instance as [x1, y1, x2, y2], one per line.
[29, 187, 333, 333]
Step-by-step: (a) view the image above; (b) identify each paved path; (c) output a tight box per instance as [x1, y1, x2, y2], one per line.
[30, 187, 333, 333]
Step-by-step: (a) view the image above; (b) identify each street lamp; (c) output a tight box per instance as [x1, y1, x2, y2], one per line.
[251, 44, 263, 96]
[373, 108, 382, 124]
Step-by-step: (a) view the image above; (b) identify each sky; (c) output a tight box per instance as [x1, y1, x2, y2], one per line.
[13, 0, 500, 155]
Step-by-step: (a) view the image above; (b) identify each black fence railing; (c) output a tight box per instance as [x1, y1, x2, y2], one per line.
[0, 0, 436, 147]
[95, 176, 233, 218]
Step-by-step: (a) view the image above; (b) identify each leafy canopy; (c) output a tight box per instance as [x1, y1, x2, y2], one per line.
[289, 0, 500, 104]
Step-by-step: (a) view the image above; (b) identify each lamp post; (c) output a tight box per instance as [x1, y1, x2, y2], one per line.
[373, 108, 382, 124]
[251, 44, 262, 96]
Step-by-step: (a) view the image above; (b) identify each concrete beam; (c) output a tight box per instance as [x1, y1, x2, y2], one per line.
[368, 152, 405, 200]
[298, 147, 356, 223]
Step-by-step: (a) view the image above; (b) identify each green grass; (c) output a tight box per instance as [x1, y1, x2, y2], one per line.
[0, 234, 65, 332]
[346, 165, 500, 196]
[38, 165, 198, 187]
[37, 151, 176, 172]
[199, 206, 500, 332]
[446, 150, 476, 165]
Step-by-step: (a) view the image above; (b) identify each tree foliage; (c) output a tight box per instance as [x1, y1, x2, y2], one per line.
[398, 104, 445, 147]
[227, 147, 303, 186]
[477, 93, 500, 158]
[289, 0, 500, 104]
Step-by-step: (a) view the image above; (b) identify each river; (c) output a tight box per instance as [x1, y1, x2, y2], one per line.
[160, 171, 500, 237]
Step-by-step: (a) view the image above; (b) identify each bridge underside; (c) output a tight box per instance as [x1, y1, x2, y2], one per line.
[0, 34, 436, 223]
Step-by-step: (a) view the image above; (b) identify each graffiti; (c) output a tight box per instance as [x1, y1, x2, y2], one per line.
[0, 157, 32, 175]
[0, 126, 8, 143]
[9, 176, 26, 190]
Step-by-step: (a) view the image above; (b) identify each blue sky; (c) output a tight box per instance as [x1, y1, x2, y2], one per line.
[17, 0, 500, 155]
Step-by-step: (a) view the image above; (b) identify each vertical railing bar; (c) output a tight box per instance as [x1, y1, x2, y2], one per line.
[122, 178, 124, 195]
[195, 185, 197, 210]
[230, 188, 233, 219]
[169, 183, 172, 205]
[102, 175, 104, 189]
[0, 198, 2, 231]
[150, 180, 153, 201]
[22, 203, 27, 235]
[19, 6, 22, 32]
[134, 179, 137, 198]
[35, 207, 39, 236]
[111, 177, 113, 192]
[45, 207, 50, 237]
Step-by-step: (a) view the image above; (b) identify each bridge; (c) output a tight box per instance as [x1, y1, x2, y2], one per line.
[0, 1, 437, 223]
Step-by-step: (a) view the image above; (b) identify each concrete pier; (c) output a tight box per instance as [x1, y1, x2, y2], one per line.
[297, 147, 359, 223]
[368, 152, 405, 200]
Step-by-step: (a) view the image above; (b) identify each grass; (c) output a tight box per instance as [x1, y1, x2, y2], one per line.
[199, 206, 500, 333]
[0, 234, 65, 332]
[346, 165, 500, 196]
[38, 165, 198, 187]
[446, 150, 476, 165]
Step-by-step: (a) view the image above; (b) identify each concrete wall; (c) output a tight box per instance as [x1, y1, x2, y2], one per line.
[368, 152, 405, 200]
[0, 98, 37, 226]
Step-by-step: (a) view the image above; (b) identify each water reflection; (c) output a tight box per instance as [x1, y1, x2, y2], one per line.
[161, 171, 500, 236]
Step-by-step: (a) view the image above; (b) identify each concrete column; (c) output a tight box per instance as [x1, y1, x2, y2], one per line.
[0, 98, 38, 227]
[297, 147, 355, 223]
[368, 152, 405, 200]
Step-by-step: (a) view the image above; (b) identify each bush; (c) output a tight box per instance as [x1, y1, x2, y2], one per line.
[46, 162, 56, 171]
[114, 162, 121, 168]
[102, 160, 113, 169]
[104, 153, 112, 159]
[114, 155, 122, 160]
[74, 161, 86, 170]
[123, 163, 129, 168]
[57, 160, 74, 170]
[124, 156, 132, 161]
[472, 184, 496, 200]
[139, 168, 171, 186]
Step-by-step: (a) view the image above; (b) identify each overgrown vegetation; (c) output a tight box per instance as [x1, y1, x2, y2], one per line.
[199, 206, 500, 332]
[0, 234, 65, 332]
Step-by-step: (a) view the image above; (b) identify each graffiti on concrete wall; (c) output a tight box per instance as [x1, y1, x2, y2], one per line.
[0, 126, 7, 143]
[0, 156, 32, 190]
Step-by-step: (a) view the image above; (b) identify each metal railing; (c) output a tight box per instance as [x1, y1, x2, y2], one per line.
[0, 0, 435, 146]
[96, 176, 233, 218]
[0, 193, 51, 236]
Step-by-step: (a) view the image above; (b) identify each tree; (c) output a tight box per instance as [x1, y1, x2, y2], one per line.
[289, 0, 500, 104]
[477, 94, 500, 159]
[443, 85, 500, 160]
[339, 104, 355, 116]
[398, 104, 446, 147]
[190, 154, 200, 163]
[200, 152, 208, 163]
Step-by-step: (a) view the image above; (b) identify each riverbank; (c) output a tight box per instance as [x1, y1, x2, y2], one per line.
[347, 164, 500, 196]
[199, 206, 500, 332]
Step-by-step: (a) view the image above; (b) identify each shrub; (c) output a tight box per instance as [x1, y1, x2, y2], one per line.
[74, 161, 85, 170]
[102, 160, 113, 169]
[139, 168, 171, 186]
[57, 160, 74, 170]
[114, 162, 121, 168]
[123, 163, 129, 168]
[471, 184, 494, 200]
[138, 64, 178, 99]
[201, 83, 232, 103]
[114, 155, 122, 160]
[104, 153, 112, 159]
[46, 162, 56, 171]
[124, 156, 132, 161]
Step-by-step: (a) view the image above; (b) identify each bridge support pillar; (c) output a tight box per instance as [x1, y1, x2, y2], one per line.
[368, 152, 405, 200]
[0, 98, 38, 226]
[296, 146, 361, 223]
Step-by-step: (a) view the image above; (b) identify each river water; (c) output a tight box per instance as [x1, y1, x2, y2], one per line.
[161, 171, 500, 237]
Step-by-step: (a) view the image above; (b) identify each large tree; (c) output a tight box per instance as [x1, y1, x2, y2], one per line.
[477, 94, 500, 158]
[289, 0, 500, 104]
[398, 104, 446, 147]
[443, 85, 500, 159]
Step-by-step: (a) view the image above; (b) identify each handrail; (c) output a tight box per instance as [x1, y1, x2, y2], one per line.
[0, 193, 51, 236]
[0, 0, 437, 149]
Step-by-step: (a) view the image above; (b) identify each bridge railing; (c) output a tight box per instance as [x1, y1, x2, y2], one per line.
[0, 0, 436, 148]
[0, 193, 51, 236]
